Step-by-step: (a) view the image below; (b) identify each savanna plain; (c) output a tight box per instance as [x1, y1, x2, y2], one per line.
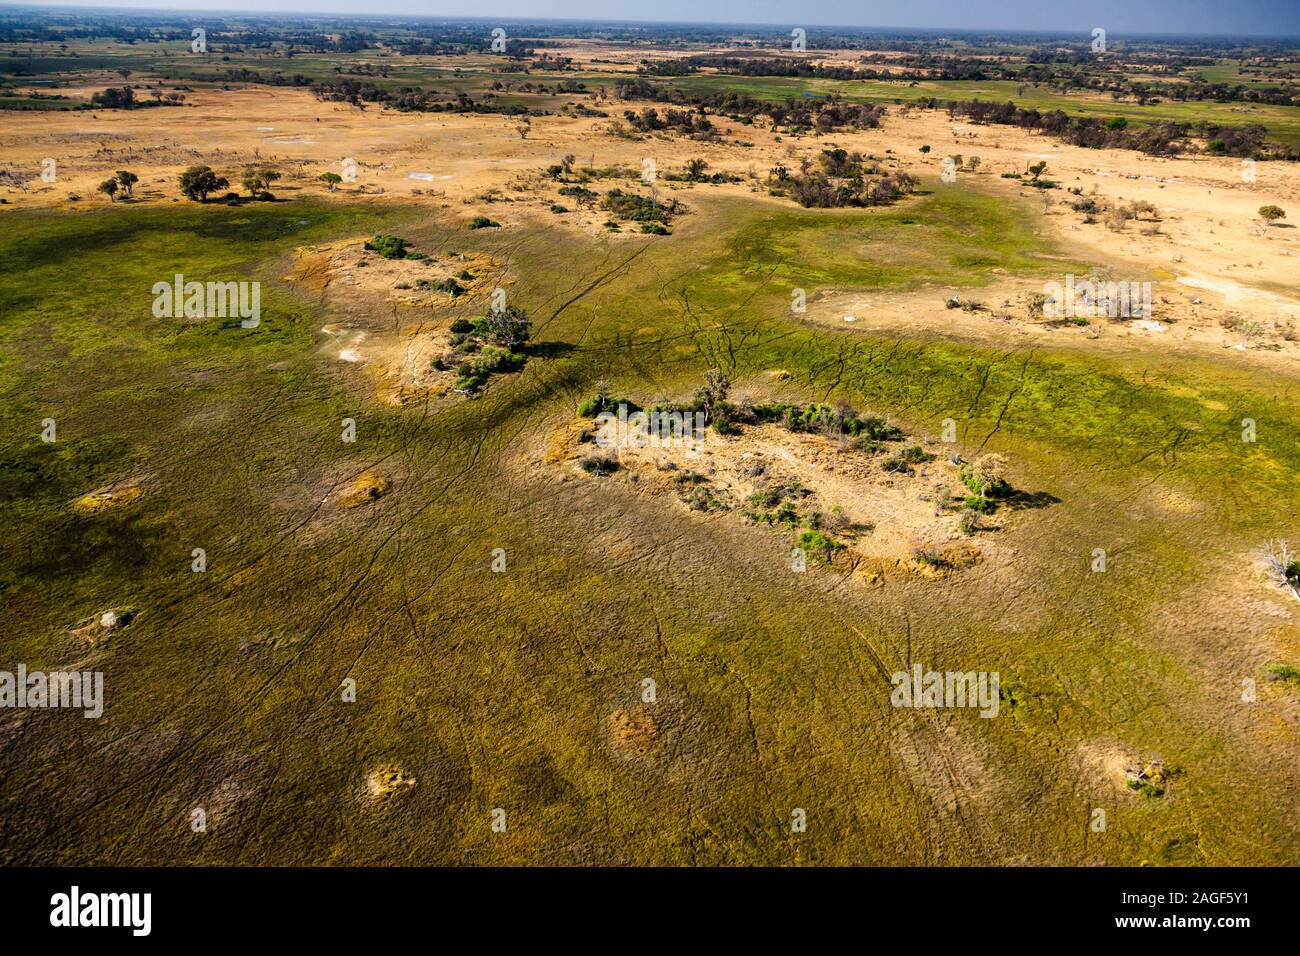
[0, 9, 1298, 866]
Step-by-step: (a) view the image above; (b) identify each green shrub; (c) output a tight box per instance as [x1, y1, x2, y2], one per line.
[798, 529, 844, 563]
[1127, 780, 1164, 798]
[364, 234, 413, 259]
[577, 381, 638, 417]
[1267, 663, 1300, 684]
[468, 216, 500, 229]
[603, 189, 675, 224]
[453, 346, 524, 392]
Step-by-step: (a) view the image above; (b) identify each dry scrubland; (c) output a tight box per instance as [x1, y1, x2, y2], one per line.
[0, 43, 1299, 866]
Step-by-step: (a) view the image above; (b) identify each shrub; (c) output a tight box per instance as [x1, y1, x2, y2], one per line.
[577, 382, 637, 417]
[364, 234, 413, 259]
[579, 452, 620, 475]
[798, 529, 844, 563]
[883, 445, 934, 473]
[468, 216, 500, 229]
[912, 547, 947, 568]
[603, 189, 676, 224]
[453, 345, 524, 392]
[1267, 663, 1300, 684]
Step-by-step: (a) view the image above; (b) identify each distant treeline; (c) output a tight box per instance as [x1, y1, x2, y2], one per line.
[641, 55, 989, 82]
[614, 77, 886, 133]
[638, 55, 1298, 108]
[946, 99, 1298, 160]
[613, 76, 1295, 161]
[311, 79, 539, 115]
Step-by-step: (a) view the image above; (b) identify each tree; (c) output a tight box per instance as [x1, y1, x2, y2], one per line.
[694, 368, 730, 424]
[114, 170, 138, 197]
[963, 454, 1011, 498]
[1027, 161, 1048, 182]
[90, 86, 134, 109]
[179, 165, 228, 202]
[1259, 205, 1286, 226]
[97, 178, 119, 202]
[241, 165, 280, 199]
[685, 158, 709, 180]
[479, 305, 531, 349]
[318, 172, 343, 191]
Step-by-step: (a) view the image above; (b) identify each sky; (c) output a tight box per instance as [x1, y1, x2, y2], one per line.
[14, 1, 1300, 38]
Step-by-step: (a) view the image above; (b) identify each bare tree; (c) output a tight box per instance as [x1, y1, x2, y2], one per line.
[1266, 540, 1300, 601]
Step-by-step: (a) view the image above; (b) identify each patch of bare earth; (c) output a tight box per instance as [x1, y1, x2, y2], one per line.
[545, 416, 995, 583]
[365, 766, 416, 800]
[286, 239, 508, 405]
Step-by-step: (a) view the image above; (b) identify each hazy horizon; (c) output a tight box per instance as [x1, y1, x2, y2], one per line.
[6, 0, 1300, 39]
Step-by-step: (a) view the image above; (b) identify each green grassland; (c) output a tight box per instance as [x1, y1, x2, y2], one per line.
[1, 188, 1297, 865]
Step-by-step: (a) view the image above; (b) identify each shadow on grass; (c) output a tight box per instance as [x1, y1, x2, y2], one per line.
[1003, 489, 1062, 511]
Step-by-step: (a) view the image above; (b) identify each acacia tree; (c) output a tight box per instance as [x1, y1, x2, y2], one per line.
[318, 172, 343, 191]
[97, 178, 119, 202]
[241, 165, 280, 199]
[1259, 205, 1286, 227]
[114, 170, 138, 197]
[178, 165, 228, 201]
